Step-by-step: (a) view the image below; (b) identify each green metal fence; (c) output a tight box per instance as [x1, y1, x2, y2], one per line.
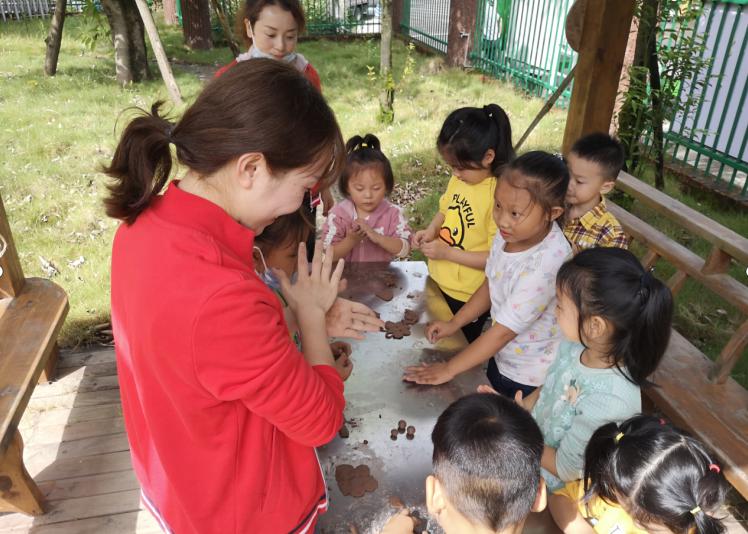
[471, 0, 577, 106]
[399, 0, 450, 54]
[661, 0, 748, 197]
[302, 0, 381, 36]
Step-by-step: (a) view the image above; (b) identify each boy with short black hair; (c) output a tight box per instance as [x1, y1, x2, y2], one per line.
[563, 132, 629, 251]
[382, 393, 546, 534]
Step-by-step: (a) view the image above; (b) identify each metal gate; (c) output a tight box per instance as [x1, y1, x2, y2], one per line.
[400, 0, 450, 54]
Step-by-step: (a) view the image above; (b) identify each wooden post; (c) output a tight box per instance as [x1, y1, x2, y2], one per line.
[0, 194, 24, 299]
[562, 0, 636, 154]
[43, 0, 66, 76]
[0, 431, 45, 515]
[133, 0, 184, 106]
[446, 0, 478, 67]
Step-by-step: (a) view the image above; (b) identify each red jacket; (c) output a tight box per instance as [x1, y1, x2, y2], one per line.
[111, 182, 345, 533]
[214, 58, 322, 92]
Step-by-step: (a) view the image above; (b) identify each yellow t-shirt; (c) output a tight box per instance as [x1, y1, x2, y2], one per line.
[556, 480, 648, 534]
[428, 175, 497, 302]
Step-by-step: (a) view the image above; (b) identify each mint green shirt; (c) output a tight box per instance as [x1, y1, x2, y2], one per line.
[531, 341, 642, 491]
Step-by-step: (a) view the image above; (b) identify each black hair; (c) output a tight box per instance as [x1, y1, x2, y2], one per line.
[584, 415, 728, 534]
[254, 208, 313, 253]
[502, 151, 569, 217]
[570, 132, 625, 180]
[437, 104, 515, 176]
[339, 134, 395, 197]
[556, 247, 674, 385]
[432, 393, 543, 531]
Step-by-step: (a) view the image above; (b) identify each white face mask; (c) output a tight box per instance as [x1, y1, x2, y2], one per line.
[248, 43, 298, 64]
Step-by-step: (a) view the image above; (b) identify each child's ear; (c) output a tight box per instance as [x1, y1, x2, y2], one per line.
[600, 180, 616, 195]
[482, 149, 496, 168]
[425, 475, 447, 516]
[548, 206, 565, 222]
[531, 478, 547, 513]
[586, 315, 609, 340]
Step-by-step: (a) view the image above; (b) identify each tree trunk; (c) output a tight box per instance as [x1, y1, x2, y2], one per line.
[44, 0, 66, 76]
[379, 0, 394, 123]
[163, 0, 178, 25]
[647, 13, 665, 190]
[181, 0, 212, 50]
[101, 0, 151, 85]
[210, 0, 239, 56]
[133, 0, 184, 105]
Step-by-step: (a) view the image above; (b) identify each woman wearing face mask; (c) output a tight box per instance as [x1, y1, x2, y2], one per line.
[215, 0, 321, 91]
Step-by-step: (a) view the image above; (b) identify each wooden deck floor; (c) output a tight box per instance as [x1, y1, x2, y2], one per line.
[1, 348, 746, 534]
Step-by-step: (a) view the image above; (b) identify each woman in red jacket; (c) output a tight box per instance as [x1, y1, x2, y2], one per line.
[104, 60, 355, 534]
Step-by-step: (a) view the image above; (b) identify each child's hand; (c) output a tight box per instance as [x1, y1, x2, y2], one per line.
[477, 384, 499, 395]
[380, 508, 416, 534]
[403, 362, 455, 385]
[326, 298, 385, 339]
[348, 221, 367, 242]
[425, 320, 458, 343]
[514, 390, 530, 410]
[356, 220, 380, 243]
[330, 341, 352, 360]
[277, 241, 344, 316]
[412, 229, 435, 248]
[334, 352, 353, 381]
[420, 238, 450, 260]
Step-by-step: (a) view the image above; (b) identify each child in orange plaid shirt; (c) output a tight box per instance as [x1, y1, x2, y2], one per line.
[563, 133, 629, 252]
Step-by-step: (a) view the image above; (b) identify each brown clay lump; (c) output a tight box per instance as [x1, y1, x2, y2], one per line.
[390, 429, 399, 441]
[376, 288, 394, 302]
[384, 321, 411, 339]
[335, 464, 379, 498]
[338, 424, 349, 439]
[406, 425, 415, 440]
[397, 420, 407, 434]
[403, 309, 419, 325]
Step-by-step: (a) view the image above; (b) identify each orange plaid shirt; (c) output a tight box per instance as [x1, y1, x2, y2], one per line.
[562, 198, 629, 251]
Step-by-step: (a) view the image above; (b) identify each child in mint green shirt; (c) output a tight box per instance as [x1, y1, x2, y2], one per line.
[514, 247, 675, 491]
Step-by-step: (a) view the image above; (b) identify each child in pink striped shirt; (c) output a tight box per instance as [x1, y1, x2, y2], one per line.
[323, 134, 411, 263]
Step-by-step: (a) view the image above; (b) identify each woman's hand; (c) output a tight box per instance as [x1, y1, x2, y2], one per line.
[326, 298, 384, 339]
[403, 362, 455, 386]
[277, 241, 343, 316]
[420, 238, 450, 260]
[425, 320, 458, 343]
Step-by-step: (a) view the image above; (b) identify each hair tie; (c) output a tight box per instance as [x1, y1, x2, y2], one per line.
[165, 125, 174, 143]
[709, 463, 720, 474]
[614, 432, 624, 444]
[659, 418, 667, 425]
[638, 267, 654, 301]
[690, 506, 702, 516]
[360, 142, 368, 148]
[482, 105, 494, 118]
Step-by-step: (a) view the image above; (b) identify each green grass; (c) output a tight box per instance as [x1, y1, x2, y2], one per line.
[0, 18, 745, 387]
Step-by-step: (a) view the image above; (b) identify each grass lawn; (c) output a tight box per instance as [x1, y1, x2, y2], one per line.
[0, 17, 745, 385]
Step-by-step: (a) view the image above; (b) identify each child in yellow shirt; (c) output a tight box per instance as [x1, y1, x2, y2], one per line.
[413, 104, 515, 342]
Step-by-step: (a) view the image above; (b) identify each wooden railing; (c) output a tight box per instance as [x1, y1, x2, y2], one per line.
[609, 172, 748, 498]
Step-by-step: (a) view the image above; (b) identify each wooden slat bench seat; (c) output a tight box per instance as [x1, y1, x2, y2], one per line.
[610, 172, 748, 499]
[0, 193, 69, 515]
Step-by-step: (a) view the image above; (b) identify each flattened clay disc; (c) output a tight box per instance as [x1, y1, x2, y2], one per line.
[376, 288, 394, 301]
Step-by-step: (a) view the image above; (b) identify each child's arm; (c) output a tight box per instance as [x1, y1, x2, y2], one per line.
[542, 446, 560, 477]
[413, 212, 444, 247]
[357, 220, 408, 257]
[426, 278, 491, 342]
[420, 239, 490, 270]
[404, 322, 517, 385]
[516, 386, 542, 412]
[549, 494, 596, 534]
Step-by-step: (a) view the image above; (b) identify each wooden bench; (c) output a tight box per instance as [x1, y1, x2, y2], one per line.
[0, 192, 69, 515]
[609, 171, 748, 499]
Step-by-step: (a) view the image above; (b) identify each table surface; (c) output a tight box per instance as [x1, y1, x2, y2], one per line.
[317, 262, 561, 534]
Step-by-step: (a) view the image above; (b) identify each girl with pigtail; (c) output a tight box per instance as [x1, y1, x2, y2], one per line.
[413, 104, 515, 343]
[103, 60, 383, 534]
[506, 247, 674, 493]
[322, 134, 412, 263]
[550, 415, 729, 534]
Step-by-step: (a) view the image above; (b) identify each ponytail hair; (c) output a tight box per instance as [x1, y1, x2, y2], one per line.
[584, 415, 728, 534]
[339, 133, 394, 197]
[556, 247, 674, 385]
[437, 104, 515, 176]
[103, 59, 344, 225]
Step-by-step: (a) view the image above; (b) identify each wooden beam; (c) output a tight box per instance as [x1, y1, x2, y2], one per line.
[0, 193, 24, 299]
[562, 0, 636, 153]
